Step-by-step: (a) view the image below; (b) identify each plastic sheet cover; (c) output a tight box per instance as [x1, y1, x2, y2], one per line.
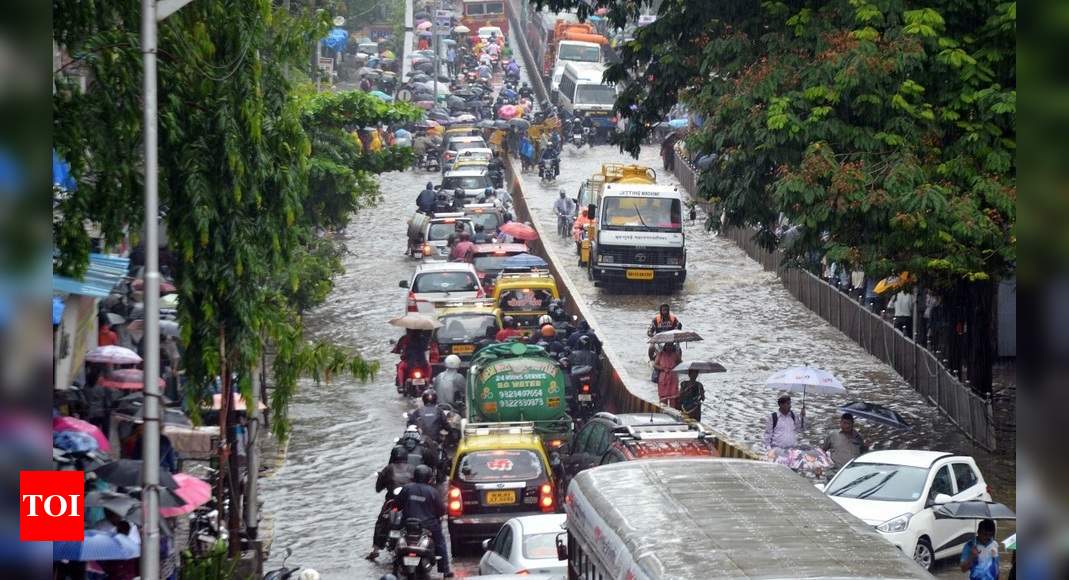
[566, 458, 932, 580]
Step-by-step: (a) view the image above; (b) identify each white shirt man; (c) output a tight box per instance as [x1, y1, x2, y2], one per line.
[764, 395, 805, 448]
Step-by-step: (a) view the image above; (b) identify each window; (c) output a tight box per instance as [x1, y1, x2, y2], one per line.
[472, 254, 514, 275]
[469, 211, 501, 232]
[436, 314, 498, 342]
[587, 423, 611, 456]
[575, 85, 617, 106]
[522, 533, 559, 559]
[952, 463, 979, 493]
[465, 3, 485, 16]
[826, 463, 929, 502]
[427, 221, 473, 241]
[601, 197, 683, 231]
[457, 449, 544, 482]
[493, 524, 513, 556]
[485, 2, 504, 14]
[442, 174, 492, 190]
[573, 422, 596, 453]
[928, 465, 954, 500]
[413, 271, 479, 293]
[497, 289, 553, 312]
[559, 75, 577, 103]
[557, 44, 602, 63]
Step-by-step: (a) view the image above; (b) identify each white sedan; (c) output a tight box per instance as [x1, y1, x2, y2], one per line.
[478, 514, 567, 578]
[821, 449, 992, 572]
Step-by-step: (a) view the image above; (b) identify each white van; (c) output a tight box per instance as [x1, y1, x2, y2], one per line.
[556, 62, 614, 116]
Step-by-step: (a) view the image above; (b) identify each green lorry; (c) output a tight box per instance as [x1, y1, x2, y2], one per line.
[465, 342, 574, 449]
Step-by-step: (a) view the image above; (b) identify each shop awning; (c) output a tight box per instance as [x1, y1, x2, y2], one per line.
[53, 254, 130, 298]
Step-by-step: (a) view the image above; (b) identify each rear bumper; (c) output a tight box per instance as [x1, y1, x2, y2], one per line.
[591, 265, 687, 283]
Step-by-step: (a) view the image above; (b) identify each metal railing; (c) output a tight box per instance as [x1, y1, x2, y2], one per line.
[674, 149, 997, 451]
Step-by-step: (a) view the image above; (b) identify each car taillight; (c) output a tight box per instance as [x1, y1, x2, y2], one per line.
[422, 244, 432, 256]
[582, 384, 590, 393]
[448, 486, 463, 517]
[539, 483, 554, 512]
[407, 291, 418, 312]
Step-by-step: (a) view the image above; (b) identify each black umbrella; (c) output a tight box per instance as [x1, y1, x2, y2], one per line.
[86, 490, 140, 517]
[935, 501, 1016, 520]
[671, 360, 728, 374]
[92, 459, 179, 489]
[838, 401, 911, 429]
[114, 400, 192, 427]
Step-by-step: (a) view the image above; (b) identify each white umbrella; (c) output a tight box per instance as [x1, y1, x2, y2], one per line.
[388, 314, 443, 330]
[453, 25, 470, 34]
[85, 345, 142, 365]
[766, 365, 845, 410]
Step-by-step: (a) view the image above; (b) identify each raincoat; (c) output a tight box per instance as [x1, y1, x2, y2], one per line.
[655, 347, 682, 407]
[573, 210, 593, 242]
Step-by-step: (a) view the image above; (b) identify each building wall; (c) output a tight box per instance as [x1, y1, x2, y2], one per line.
[53, 295, 97, 390]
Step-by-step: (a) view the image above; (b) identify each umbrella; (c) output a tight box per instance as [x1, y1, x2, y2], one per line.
[53, 530, 140, 562]
[497, 105, 517, 120]
[105, 312, 126, 326]
[97, 368, 165, 391]
[388, 313, 443, 330]
[493, 120, 511, 130]
[53, 430, 100, 454]
[86, 490, 140, 517]
[453, 25, 470, 34]
[874, 272, 912, 295]
[53, 416, 111, 452]
[85, 345, 142, 365]
[671, 360, 727, 374]
[648, 330, 704, 344]
[453, 113, 477, 123]
[934, 501, 1016, 520]
[417, 20, 432, 31]
[508, 117, 531, 130]
[502, 253, 548, 270]
[114, 401, 193, 428]
[160, 293, 179, 309]
[766, 366, 846, 409]
[160, 474, 213, 517]
[123, 318, 179, 337]
[369, 90, 394, 102]
[499, 222, 539, 241]
[209, 393, 267, 412]
[477, 119, 496, 129]
[838, 401, 910, 429]
[92, 459, 179, 489]
[1003, 533, 1016, 551]
[765, 446, 834, 473]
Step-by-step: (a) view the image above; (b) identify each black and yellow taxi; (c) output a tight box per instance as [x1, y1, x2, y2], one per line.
[447, 422, 558, 551]
[430, 300, 502, 371]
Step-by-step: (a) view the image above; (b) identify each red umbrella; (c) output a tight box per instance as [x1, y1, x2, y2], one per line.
[52, 415, 111, 452]
[85, 345, 142, 365]
[160, 473, 212, 517]
[499, 222, 539, 241]
[97, 369, 164, 391]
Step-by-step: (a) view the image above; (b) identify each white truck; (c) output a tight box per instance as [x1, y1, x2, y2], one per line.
[588, 182, 687, 290]
[549, 40, 603, 97]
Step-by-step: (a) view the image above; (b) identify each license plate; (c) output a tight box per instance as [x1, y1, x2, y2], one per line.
[403, 556, 421, 566]
[412, 378, 426, 386]
[484, 490, 516, 505]
[389, 530, 402, 538]
[626, 269, 654, 280]
[578, 394, 592, 402]
[451, 344, 474, 355]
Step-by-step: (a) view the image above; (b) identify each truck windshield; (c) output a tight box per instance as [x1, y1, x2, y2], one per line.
[601, 197, 682, 231]
[575, 85, 616, 106]
[458, 450, 544, 483]
[558, 44, 601, 63]
[437, 314, 498, 342]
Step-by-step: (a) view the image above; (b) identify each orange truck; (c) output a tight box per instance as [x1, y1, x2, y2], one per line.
[542, 20, 608, 92]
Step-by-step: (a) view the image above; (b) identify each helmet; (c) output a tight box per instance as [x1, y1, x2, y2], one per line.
[503, 316, 515, 328]
[541, 324, 556, 338]
[422, 389, 438, 405]
[538, 314, 553, 326]
[578, 335, 592, 349]
[414, 464, 433, 484]
[390, 445, 407, 463]
[445, 354, 461, 369]
[484, 187, 493, 195]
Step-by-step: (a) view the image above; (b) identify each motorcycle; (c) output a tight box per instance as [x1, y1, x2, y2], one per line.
[487, 166, 504, 189]
[538, 156, 560, 184]
[396, 361, 431, 397]
[394, 519, 436, 580]
[374, 488, 406, 553]
[570, 365, 597, 422]
[416, 150, 440, 172]
[570, 126, 590, 149]
[265, 547, 320, 580]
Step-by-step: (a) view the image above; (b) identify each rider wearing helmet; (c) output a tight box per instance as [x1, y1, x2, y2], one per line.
[396, 465, 452, 577]
[410, 390, 446, 444]
[399, 425, 438, 468]
[431, 355, 465, 410]
[495, 316, 523, 342]
[416, 182, 436, 214]
[367, 446, 418, 560]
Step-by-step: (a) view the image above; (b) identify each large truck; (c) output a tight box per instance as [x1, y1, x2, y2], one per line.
[465, 342, 573, 449]
[575, 164, 658, 267]
[540, 20, 608, 92]
[587, 181, 687, 290]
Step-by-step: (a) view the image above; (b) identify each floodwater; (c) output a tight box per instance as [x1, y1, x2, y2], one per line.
[261, 34, 1013, 580]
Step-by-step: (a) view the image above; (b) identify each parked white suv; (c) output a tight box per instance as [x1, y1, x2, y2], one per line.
[820, 450, 991, 572]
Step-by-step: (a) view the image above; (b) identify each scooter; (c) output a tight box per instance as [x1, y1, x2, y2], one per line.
[396, 362, 431, 397]
[393, 519, 436, 580]
[570, 126, 589, 149]
[416, 150, 441, 172]
[539, 156, 560, 184]
[570, 365, 597, 422]
[265, 547, 320, 580]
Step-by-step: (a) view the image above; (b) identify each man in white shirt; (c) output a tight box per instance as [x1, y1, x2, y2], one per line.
[764, 394, 804, 448]
[892, 290, 914, 338]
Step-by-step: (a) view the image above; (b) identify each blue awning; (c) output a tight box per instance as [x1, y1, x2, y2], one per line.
[53, 253, 130, 298]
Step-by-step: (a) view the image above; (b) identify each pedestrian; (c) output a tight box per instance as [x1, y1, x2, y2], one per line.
[960, 519, 999, 580]
[892, 289, 914, 337]
[678, 369, 705, 421]
[98, 317, 120, 346]
[820, 413, 867, 471]
[655, 343, 682, 408]
[764, 394, 805, 448]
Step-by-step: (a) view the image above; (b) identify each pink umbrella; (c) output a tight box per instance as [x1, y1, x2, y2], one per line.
[210, 393, 267, 412]
[53, 415, 111, 452]
[497, 105, 517, 120]
[498, 222, 539, 241]
[97, 369, 164, 391]
[416, 20, 432, 31]
[160, 473, 212, 517]
[85, 345, 142, 365]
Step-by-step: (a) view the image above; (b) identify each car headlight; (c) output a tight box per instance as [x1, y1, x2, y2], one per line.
[666, 256, 682, 266]
[599, 254, 614, 263]
[876, 513, 913, 533]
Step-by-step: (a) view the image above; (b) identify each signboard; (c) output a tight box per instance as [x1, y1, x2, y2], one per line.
[476, 358, 564, 420]
[317, 56, 334, 77]
[435, 9, 453, 27]
[396, 89, 413, 102]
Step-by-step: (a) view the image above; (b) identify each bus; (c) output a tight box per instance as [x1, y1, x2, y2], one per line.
[461, 0, 509, 38]
[558, 458, 932, 579]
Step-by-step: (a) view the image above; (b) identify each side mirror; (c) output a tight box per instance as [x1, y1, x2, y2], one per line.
[932, 493, 953, 505]
[555, 532, 568, 561]
[813, 483, 826, 492]
[399, 280, 409, 289]
[481, 538, 492, 551]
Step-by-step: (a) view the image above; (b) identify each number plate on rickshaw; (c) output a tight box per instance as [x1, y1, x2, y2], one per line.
[403, 556, 421, 566]
[626, 269, 654, 280]
[484, 490, 516, 505]
[578, 394, 593, 402]
[452, 344, 474, 355]
[412, 378, 426, 386]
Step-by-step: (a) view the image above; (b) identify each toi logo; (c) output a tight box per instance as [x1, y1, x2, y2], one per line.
[20, 471, 85, 542]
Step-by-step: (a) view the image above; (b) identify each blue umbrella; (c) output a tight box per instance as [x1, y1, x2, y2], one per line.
[321, 27, 349, 52]
[53, 430, 100, 453]
[368, 90, 394, 102]
[502, 253, 547, 270]
[53, 529, 140, 561]
[53, 150, 76, 191]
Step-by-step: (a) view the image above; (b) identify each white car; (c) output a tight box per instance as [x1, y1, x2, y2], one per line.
[821, 450, 992, 572]
[478, 514, 567, 578]
[401, 262, 485, 314]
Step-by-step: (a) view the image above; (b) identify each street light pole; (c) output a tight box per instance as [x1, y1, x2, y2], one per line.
[141, 2, 197, 578]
